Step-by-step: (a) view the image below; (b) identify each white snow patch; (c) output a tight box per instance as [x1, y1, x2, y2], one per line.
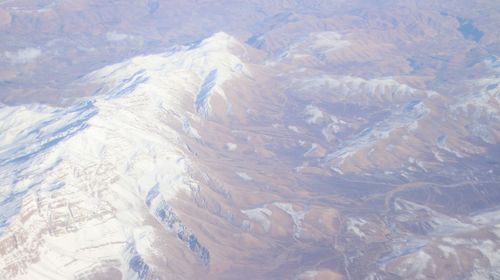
[347, 218, 368, 239]
[437, 136, 463, 158]
[295, 270, 319, 280]
[273, 202, 306, 238]
[325, 100, 429, 165]
[236, 172, 253, 181]
[432, 150, 445, 162]
[438, 245, 458, 259]
[182, 118, 201, 139]
[288, 125, 299, 133]
[331, 167, 344, 175]
[226, 142, 237, 151]
[308, 32, 351, 54]
[241, 207, 272, 232]
[304, 105, 324, 124]
[399, 251, 433, 280]
[303, 143, 318, 157]
[471, 209, 500, 225]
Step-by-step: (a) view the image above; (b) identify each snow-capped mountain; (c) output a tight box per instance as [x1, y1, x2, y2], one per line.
[0, 12, 499, 279]
[0, 32, 249, 280]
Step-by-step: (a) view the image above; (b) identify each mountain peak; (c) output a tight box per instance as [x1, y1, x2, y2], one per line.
[82, 31, 249, 116]
[195, 31, 242, 50]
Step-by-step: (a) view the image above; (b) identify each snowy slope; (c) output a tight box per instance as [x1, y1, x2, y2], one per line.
[0, 32, 247, 280]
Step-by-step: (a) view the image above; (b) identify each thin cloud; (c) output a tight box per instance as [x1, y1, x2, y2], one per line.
[4, 47, 42, 64]
[106, 31, 135, 42]
[106, 31, 144, 46]
[106, 31, 132, 42]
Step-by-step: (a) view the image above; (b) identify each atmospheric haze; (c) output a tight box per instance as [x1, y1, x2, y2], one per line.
[0, 1, 499, 279]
